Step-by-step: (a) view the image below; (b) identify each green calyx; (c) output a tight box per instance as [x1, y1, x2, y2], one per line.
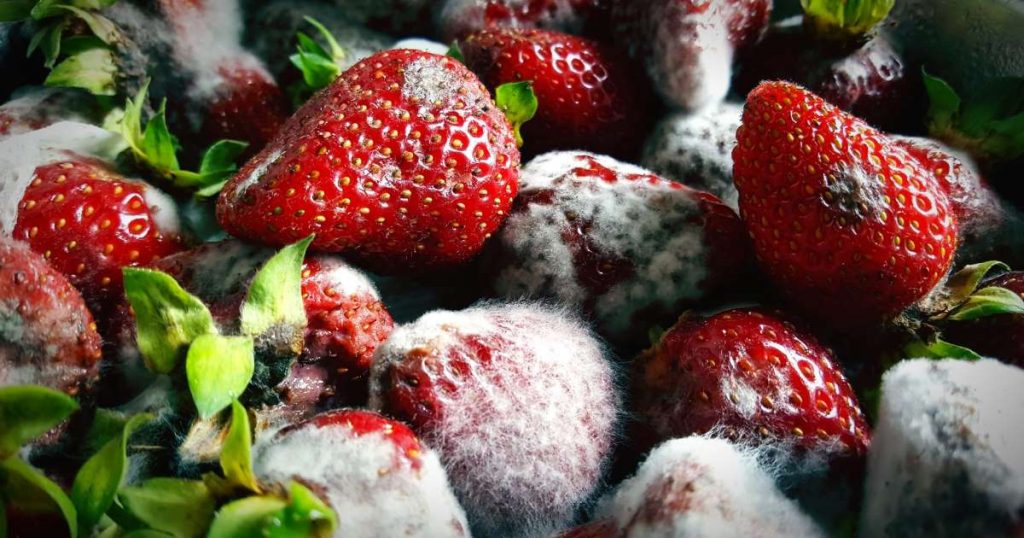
[495, 81, 538, 147]
[929, 261, 1024, 322]
[288, 16, 345, 106]
[0, 386, 81, 536]
[1, 0, 122, 95]
[117, 81, 249, 195]
[923, 69, 1024, 165]
[801, 0, 894, 38]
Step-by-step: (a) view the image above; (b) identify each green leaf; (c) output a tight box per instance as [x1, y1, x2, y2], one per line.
[446, 41, 464, 63]
[495, 81, 538, 147]
[0, 0, 34, 21]
[287, 17, 345, 99]
[172, 139, 248, 190]
[27, 20, 67, 68]
[0, 385, 78, 459]
[303, 16, 344, 62]
[71, 413, 154, 533]
[948, 286, 1024, 321]
[118, 478, 215, 538]
[123, 267, 218, 375]
[123, 530, 176, 538]
[1, 457, 78, 538]
[923, 69, 962, 133]
[58, 6, 119, 43]
[220, 401, 259, 493]
[82, 409, 130, 455]
[936, 260, 1009, 309]
[45, 45, 117, 96]
[239, 236, 313, 347]
[904, 337, 982, 361]
[207, 496, 288, 538]
[800, 0, 894, 36]
[141, 99, 180, 173]
[263, 482, 337, 538]
[185, 335, 255, 419]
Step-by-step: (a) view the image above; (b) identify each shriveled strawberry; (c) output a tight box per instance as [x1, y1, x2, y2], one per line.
[0, 237, 102, 395]
[634, 308, 870, 457]
[733, 81, 958, 329]
[438, 0, 611, 41]
[253, 409, 470, 537]
[0, 88, 103, 141]
[11, 156, 185, 312]
[458, 28, 655, 159]
[492, 151, 749, 344]
[734, 15, 920, 132]
[611, 0, 771, 110]
[217, 50, 520, 272]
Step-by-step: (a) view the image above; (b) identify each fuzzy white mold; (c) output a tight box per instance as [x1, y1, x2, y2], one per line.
[0, 122, 126, 234]
[861, 358, 1024, 537]
[641, 103, 742, 209]
[0, 88, 97, 140]
[369, 303, 619, 538]
[253, 417, 470, 537]
[228, 147, 283, 204]
[494, 151, 713, 342]
[392, 38, 450, 56]
[596, 436, 825, 537]
[402, 56, 461, 107]
[648, 1, 733, 111]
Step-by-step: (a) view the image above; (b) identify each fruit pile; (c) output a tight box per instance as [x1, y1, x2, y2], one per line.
[1, 0, 1022, 537]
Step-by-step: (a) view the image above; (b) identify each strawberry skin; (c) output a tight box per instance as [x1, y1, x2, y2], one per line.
[634, 308, 870, 456]
[217, 50, 520, 272]
[12, 157, 186, 312]
[459, 28, 655, 159]
[0, 237, 102, 395]
[279, 409, 425, 470]
[733, 82, 958, 329]
[438, 0, 611, 41]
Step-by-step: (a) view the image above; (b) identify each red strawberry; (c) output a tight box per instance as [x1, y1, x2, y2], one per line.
[458, 28, 656, 159]
[11, 156, 186, 313]
[492, 151, 749, 344]
[611, 0, 771, 110]
[943, 271, 1024, 368]
[733, 82, 958, 329]
[197, 64, 290, 153]
[894, 136, 1024, 264]
[0, 237, 102, 395]
[634, 308, 870, 457]
[438, 0, 611, 41]
[217, 50, 520, 272]
[369, 303, 618, 537]
[253, 409, 470, 537]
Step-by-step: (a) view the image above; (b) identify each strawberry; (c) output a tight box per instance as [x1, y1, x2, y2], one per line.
[611, 0, 771, 110]
[641, 102, 743, 209]
[492, 151, 749, 344]
[0, 237, 102, 395]
[253, 409, 471, 537]
[217, 49, 520, 272]
[11, 156, 185, 313]
[894, 136, 1024, 264]
[734, 0, 920, 132]
[145, 240, 394, 405]
[0, 88, 102, 141]
[369, 303, 619, 538]
[733, 82, 958, 329]
[195, 64, 290, 153]
[438, 0, 611, 41]
[634, 308, 870, 457]
[567, 437, 826, 537]
[458, 28, 656, 159]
